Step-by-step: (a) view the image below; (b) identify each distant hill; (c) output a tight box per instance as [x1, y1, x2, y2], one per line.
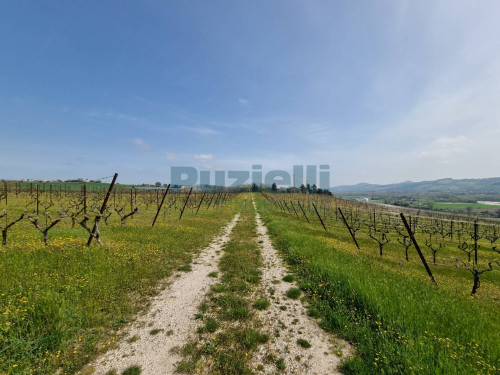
[330, 177, 500, 195]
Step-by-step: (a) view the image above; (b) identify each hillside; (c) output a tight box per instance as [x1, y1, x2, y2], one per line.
[330, 177, 500, 195]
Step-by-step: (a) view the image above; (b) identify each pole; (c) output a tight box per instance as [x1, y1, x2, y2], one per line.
[152, 184, 170, 227]
[87, 173, 118, 246]
[338, 208, 360, 250]
[179, 187, 193, 220]
[400, 213, 436, 284]
[312, 203, 327, 231]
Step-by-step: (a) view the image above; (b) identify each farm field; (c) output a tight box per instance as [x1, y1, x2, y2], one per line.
[0, 185, 499, 374]
[340, 194, 500, 218]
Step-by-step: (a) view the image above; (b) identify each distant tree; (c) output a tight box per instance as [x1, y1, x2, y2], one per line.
[306, 183, 311, 194]
[271, 183, 277, 191]
[312, 184, 317, 194]
[155, 182, 162, 187]
[317, 188, 323, 194]
[251, 183, 259, 192]
[300, 184, 306, 194]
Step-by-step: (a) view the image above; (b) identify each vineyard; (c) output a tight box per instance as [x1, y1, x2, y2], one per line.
[0, 178, 237, 374]
[258, 192, 500, 373]
[0, 179, 499, 374]
[261, 192, 500, 297]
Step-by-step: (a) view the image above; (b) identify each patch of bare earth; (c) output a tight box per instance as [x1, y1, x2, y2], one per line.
[252, 202, 351, 374]
[83, 214, 240, 375]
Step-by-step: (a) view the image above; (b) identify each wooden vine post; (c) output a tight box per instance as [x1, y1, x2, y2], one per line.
[83, 183, 87, 214]
[400, 213, 436, 284]
[297, 201, 309, 222]
[87, 173, 118, 246]
[289, 201, 299, 218]
[312, 203, 327, 231]
[179, 187, 193, 220]
[337, 207, 360, 249]
[151, 184, 170, 227]
[195, 191, 206, 215]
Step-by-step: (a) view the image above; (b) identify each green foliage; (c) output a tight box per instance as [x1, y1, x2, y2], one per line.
[252, 298, 270, 310]
[296, 338, 311, 348]
[285, 288, 301, 299]
[122, 366, 141, 375]
[205, 318, 219, 333]
[276, 358, 286, 370]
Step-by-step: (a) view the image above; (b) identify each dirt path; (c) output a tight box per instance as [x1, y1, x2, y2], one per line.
[85, 214, 240, 375]
[252, 201, 351, 374]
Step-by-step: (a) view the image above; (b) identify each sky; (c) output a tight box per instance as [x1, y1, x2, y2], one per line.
[1, 1, 499, 187]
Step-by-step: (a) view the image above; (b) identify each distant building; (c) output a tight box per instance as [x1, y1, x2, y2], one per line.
[361, 197, 369, 203]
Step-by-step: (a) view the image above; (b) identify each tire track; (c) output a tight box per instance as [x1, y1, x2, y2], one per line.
[84, 213, 240, 375]
[252, 200, 351, 374]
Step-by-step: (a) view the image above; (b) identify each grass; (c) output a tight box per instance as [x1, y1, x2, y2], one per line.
[296, 338, 311, 348]
[285, 288, 301, 299]
[0, 192, 237, 374]
[276, 357, 286, 370]
[257, 194, 500, 374]
[126, 335, 140, 343]
[282, 274, 295, 282]
[204, 317, 219, 333]
[122, 365, 141, 375]
[252, 298, 270, 310]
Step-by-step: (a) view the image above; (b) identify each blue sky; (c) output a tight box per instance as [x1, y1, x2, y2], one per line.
[1, 1, 499, 186]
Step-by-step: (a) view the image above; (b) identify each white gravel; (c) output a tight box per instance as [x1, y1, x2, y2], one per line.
[85, 213, 240, 375]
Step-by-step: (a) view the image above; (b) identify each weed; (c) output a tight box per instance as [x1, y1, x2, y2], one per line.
[253, 298, 270, 310]
[122, 366, 141, 375]
[297, 338, 311, 348]
[205, 317, 219, 333]
[276, 358, 286, 371]
[126, 335, 139, 344]
[286, 288, 301, 299]
[149, 329, 163, 335]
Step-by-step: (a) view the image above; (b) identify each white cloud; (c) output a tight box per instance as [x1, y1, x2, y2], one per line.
[194, 154, 213, 161]
[194, 153, 214, 168]
[419, 135, 467, 164]
[180, 126, 219, 135]
[238, 98, 249, 105]
[131, 138, 151, 151]
[165, 152, 177, 160]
